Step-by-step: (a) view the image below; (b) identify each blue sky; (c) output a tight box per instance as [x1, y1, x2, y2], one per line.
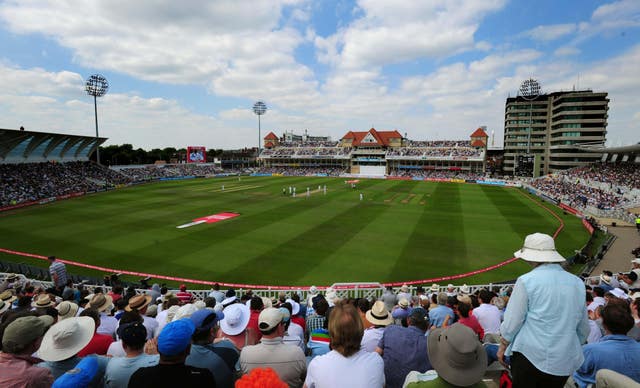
[0, 0, 638, 149]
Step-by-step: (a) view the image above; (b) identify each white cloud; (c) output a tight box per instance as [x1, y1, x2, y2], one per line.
[315, 0, 506, 69]
[523, 23, 577, 42]
[554, 46, 581, 56]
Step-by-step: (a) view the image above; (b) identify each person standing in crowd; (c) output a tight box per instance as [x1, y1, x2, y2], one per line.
[305, 303, 384, 387]
[48, 255, 67, 293]
[361, 301, 394, 352]
[428, 292, 454, 329]
[498, 233, 589, 388]
[176, 284, 193, 304]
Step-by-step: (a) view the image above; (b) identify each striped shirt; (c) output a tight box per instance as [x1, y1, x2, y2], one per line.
[49, 260, 67, 287]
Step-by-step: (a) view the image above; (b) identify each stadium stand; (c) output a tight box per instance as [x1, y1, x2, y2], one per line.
[528, 162, 640, 223]
[2, 255, 640, 388]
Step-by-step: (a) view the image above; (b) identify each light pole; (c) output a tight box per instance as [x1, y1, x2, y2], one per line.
[85, 74, 109, 165]
[518, 78, 541, 176]
[253, 101, 267, 157]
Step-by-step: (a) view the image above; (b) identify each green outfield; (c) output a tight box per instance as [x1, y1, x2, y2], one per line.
[0, 176, 589, 286]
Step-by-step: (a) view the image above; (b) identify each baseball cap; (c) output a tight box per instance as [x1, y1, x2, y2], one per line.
[258, 307, 284, 332]
[157, 319, 195, 356]
[190, 309, 224, 333]
[2, 315, 54, 353]
[409, 307, 428, 324]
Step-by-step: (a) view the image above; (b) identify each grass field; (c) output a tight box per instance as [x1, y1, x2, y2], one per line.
[0, 176, 590, 286]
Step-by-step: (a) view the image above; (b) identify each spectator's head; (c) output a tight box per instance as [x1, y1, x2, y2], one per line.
[357, 298, 370, 314]
[86, 293, 112, 313]
[437, 292, 447, 306]
[47, 256, 56, 262]
[119, 321, 147, 351]
[220, 303, 250, 336]
[39, 316, 94, 362]
[31, 293, 54, 310]
[157, 318, 195, 362]
[56, 301, 79, 321]
[365, 301, 393, 327]
[478, 290, 492, 304]
[258, 307, 285, 337]
[79, 308, 101, 333]
[250, 296, 264, 311]
[408, 307, 429, 331]
[623, 271, 638, 285]
[428, 323, 487, 386]
[457, 302, 472, 318]
[514, 232, 566, 265]
[203, 297, 216, 309]
[284, 299, 300, 316]
[328, 303, 363, 357]
[602, 300, 634, 335]
[593, 286, 605, 298]
[2, 315, 54, 355]
[126, 295, 152, 314]
[191, 309, 225, 345]
[314, 298, 329, 316]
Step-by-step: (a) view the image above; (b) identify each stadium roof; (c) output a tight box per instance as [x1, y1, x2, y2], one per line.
[0, 128, 106, 164]
[577, 143, 640, 153]
[342, 128, 402, 147]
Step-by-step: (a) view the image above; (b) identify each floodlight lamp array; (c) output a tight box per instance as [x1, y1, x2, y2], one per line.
[253, 101, 267, 115]
[85, 74, 109, 97]
[519, 78, 541, 100]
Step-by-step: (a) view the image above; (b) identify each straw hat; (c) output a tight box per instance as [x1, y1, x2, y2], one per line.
[430, 284, 439, 293]
[86, 294, 113, 312]
[365, 301, 394, 326]
[0, 290, 17, 304]
[125, 295, 152, 312]
[56, 301, 79, 320]
[428, 323, 487, 386]
[398, 298, 409, 308]
[39, 317, 95, 362]
[400, 284, 409, 293]
[513, 233, 565, 263]
[220, 303, 250, 336]
[459, 284, 470, 294]
[32, 294, 55, 309]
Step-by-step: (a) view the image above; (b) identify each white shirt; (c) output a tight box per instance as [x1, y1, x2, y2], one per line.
[361, 327, 385, 353]
[143, 315, 159, 339]
[305, 349, 385, 388]
[107, 340, 126, 357]
[98, 312, 118, 338]
[473, 303, 502, 334]
[588, 296, 606, 312]
[286, 322, 305, 351]
[587, 320, 603, 344]
[156, 310, 170, 334]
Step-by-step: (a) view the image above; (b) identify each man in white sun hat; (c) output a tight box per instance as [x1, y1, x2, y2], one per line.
[498, 232, 589, 388]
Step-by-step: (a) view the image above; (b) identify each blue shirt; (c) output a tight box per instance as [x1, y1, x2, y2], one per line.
[104, 354, 159, 387]
[500, 263, 589, 376]
[573, 334, 640, 388]
[428, 305, 454, 328]
[186, 344, 236, 388]
[378, 325, 430, 388]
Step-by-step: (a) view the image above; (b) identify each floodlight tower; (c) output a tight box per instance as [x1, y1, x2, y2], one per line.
[85, 74, 109, 165]
[519, 78, 541, 154]
[253, 101, 267, 156]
